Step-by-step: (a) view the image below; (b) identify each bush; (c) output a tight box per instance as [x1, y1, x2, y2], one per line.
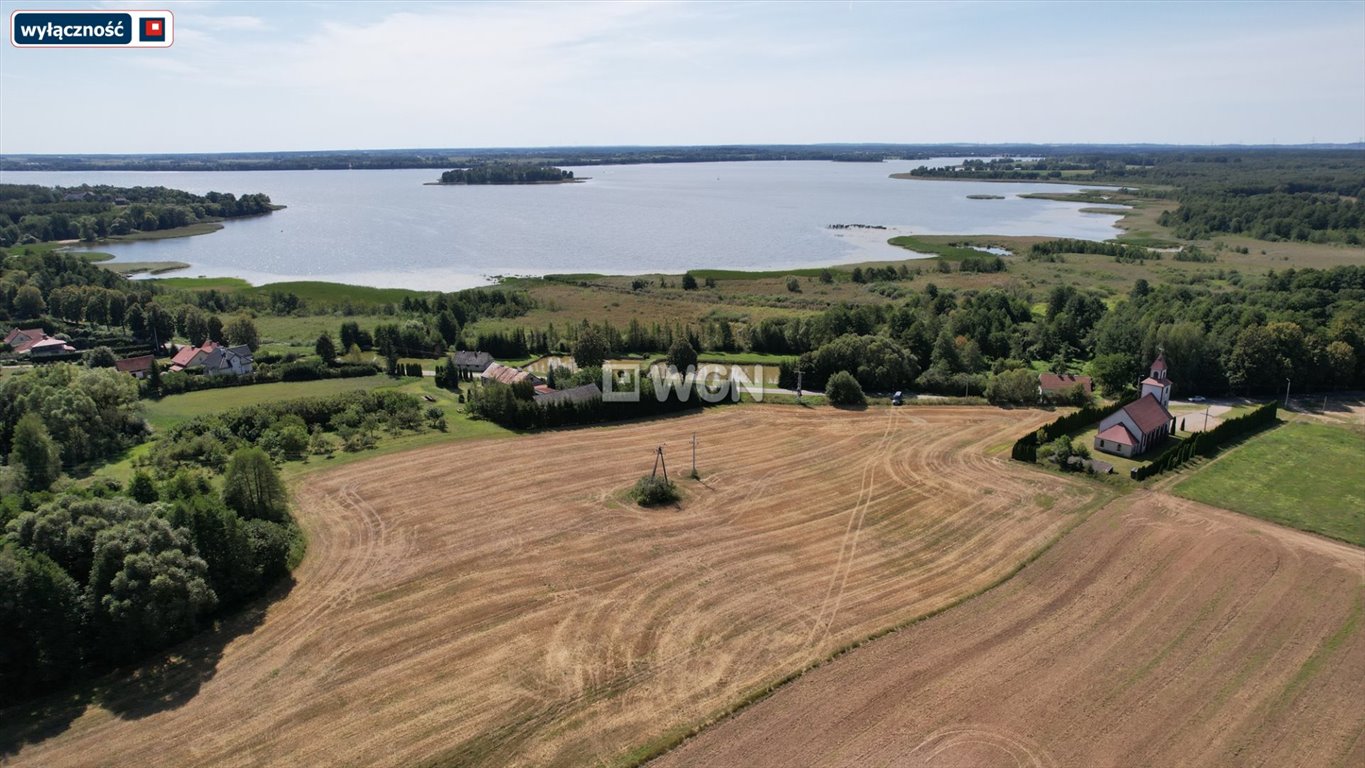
[825, 370, 866, 406]
[630, 475, 679, 507]
[786, 277, 802, 293]
[985, 368, 1038, 404]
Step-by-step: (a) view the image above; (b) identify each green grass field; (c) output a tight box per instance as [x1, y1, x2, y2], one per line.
[143, 376, 399, 431]
[1173, 422, 1365, 546]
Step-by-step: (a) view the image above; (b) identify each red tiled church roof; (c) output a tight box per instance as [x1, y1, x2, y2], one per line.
[1123, 393, 1172, 434]
[1097, 423, 1136, 446]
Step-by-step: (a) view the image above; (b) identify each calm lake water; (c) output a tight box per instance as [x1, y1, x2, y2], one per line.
[5, 160, 1121, 290]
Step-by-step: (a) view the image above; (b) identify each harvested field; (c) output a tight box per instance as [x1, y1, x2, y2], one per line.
[2, 405, 1100, 767]
[655, 491, 1365, 768]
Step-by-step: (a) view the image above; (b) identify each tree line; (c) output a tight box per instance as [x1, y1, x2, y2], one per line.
[906, 150, 1365, 246]
[0, 184, 275, 245]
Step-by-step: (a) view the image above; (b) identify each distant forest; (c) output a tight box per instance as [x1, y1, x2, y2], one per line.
[0, 184, 276, 245]
[8, 143, 1360, 173]
[906, 151, 1365, 245]
[438, 164, 574, 184]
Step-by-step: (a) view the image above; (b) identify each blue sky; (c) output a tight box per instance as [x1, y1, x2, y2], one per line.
[1, 0, 1362, 153]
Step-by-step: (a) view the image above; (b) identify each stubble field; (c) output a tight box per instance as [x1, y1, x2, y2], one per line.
[3, 405, 1098, 767]
[655, 491, 1365, 768]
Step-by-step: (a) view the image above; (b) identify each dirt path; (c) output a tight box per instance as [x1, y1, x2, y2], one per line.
[3, 405, 1099, 767]
[654, 491, 1365, 768]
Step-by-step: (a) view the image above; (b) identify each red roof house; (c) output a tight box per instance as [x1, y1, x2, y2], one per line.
[1039, 372, 1093, 398]
[26, 337, 76, 357]
[114, 355, 155, 378]
[4, 327, 51, 354]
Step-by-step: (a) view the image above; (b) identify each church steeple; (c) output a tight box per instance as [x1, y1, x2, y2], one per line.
[1142, 353, 1172, 407]
[1150, 352, 1168, 381]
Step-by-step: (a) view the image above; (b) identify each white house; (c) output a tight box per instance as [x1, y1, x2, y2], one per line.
[1094, 354, 1175, 458]
[169, 341, 254, 377]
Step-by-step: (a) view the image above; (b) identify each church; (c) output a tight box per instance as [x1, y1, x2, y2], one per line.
[1094, 354, 1176, 458]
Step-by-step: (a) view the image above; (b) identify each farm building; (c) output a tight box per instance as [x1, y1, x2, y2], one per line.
[1039, 372, 1093, 399]
[114, 354, 155, 379]
[1094, 354, 1175, 458]
[169, 341, 254, 376]
[481, 362, 543, 386]
[452, 350, 494, 374]
[534, 382, 602, 406]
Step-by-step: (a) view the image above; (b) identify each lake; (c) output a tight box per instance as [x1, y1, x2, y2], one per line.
[5, 160, 1122, 291]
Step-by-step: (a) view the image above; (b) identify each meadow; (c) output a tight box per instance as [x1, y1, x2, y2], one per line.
[1173, 421, 1365, 546]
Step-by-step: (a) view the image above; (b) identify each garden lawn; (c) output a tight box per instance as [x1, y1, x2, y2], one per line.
[1173, 421, 1365, 546]
[144, 375, 398, 431]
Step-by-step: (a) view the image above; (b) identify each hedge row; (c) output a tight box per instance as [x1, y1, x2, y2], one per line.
[149, 361, 378, 396]
[467, 378, 715, 430]
[1011, 396, 1136, 462]
[1132, 402, 1278, 480]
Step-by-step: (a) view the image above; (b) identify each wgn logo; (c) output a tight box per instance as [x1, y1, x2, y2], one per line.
[10, 9, 174, 48]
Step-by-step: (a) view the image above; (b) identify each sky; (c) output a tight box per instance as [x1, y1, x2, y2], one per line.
[1, 0, 1363, 154]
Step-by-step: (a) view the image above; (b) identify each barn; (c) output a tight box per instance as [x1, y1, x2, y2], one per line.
[452, 350, 494, 374]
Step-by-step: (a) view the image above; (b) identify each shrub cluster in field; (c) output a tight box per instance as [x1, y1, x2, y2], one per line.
[630, 475, 680, 507]
[146, 390, 441, 473]
[824, 370, 866, 406]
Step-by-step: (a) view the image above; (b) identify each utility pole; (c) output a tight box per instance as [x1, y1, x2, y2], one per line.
[1284, 378, 1291, 408]
[651, 446, 669, 483]
[691, 433, 697, 479]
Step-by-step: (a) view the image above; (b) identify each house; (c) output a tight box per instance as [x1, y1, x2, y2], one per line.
[169, 342, 254, 376]
[4, 327, 49, 354]
[1039, 372, 1093, 399]
[481, 361, 543, 386]
[534, 382, 602, 406]
[1094, 354, 1175, 458]
[27, 337, 77, 358]
[114, 354, 155, 379]
[452, 350, 494, 374]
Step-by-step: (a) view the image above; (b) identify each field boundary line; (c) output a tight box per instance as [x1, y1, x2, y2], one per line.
[621, 485, 1116, 768]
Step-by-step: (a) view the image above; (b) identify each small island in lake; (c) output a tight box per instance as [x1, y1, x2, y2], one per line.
[434, 163, 580, 185]
[966, 194, 1005, 200]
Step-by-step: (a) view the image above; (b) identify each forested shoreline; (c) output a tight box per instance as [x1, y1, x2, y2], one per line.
[903, 151, 1365, 245]
[0, 184, 277, 246]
